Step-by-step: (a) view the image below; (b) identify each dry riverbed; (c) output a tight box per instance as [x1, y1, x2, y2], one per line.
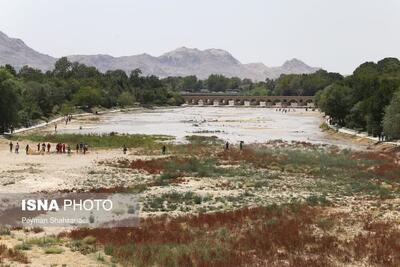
[0, 110, 400, 266]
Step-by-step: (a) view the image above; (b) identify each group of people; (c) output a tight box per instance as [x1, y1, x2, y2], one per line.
[37, 142, 51, 153]
[276, 108, 297, 113]
[64, 114, 73, 125]
[76, 143, 89, 154]
[55, 143, 70, 154]
[54, 115, 73, 133]
[9, 141, 20, 154]
[8, 141, 89, 155]
[225, 141, 244, 151]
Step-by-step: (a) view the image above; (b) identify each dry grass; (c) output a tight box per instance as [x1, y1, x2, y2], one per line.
[0, 244, 29, 264]
[63, 203, 400, 267]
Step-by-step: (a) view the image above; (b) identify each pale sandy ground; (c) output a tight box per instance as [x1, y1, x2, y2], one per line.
[0, 140, 135, 193]
[19, 113, 106, 136]
[0, 137, 135, 266]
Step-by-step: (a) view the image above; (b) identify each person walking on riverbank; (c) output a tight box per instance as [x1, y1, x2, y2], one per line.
[240, 141, 244, 150]
[76, 144, 79, 154]
[25, 144, 29, 155]
[162, 145, 166, 155]
[123, 145, 128, 154]
[37, 143, 40, 151]
[54, 123, 57, 133]
[15, 142, 19, 154]
[9, 142, 13, 153]
[47, 143, 51, 153]
[225, 142, 229, 150]
[83, 144, 88, 154]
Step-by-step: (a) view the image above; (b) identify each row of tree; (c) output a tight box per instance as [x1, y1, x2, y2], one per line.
[0, 58, 184, 133]
[316, 58, 400, 140]
[180, 70, 344, 96]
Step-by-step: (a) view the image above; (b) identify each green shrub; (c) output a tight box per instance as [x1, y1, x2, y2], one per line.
[44, 246, 64, 254]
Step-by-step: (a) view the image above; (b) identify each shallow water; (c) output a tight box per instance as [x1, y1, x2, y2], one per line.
[60, 107, 359, 148]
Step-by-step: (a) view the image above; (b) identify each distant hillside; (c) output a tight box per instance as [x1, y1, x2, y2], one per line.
[0, 31, 320, 80]
[0, 31, 56, 71]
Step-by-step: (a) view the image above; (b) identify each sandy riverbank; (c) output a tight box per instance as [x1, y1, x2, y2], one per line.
[0, 107, 390, 195]
[0, 138, 154, 193]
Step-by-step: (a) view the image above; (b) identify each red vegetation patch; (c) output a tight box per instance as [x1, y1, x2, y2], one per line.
[217, 148, 282, 168]
[352, 151, 400, 181]
[354, 220, 400, 266]
[129, 158, 167, 174]
[63, 204, 400, 267]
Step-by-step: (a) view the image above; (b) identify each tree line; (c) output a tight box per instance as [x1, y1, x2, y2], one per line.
[178, 70, 344, 96]
[0, 57, 184, 133]
[1, 57, 399, 139]
[316, 58, 400, 140]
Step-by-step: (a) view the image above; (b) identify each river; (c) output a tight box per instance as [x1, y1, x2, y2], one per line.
[56, 107, 363, 148]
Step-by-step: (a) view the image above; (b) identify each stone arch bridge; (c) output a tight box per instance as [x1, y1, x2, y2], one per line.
[182, 94, 315, 107]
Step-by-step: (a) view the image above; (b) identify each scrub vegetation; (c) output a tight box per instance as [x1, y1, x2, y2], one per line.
[50, 138, 400, 266]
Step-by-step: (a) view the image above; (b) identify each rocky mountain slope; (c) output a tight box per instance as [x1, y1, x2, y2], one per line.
[0, 31, 319, 80]
[0, 31, 55, 71]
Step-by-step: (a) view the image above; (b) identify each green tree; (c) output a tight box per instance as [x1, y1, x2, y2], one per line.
[317, 84, 352, 125]
[19, 66, 45, 82]
[117, 91, 136, 107]
[182, 75, 198, 91]
[60, 102, 75, 115]
[383, 90, 400, 140]
[0, 72, 20, 132]
[73, 86, 102, 108]
[206, 74, 230, 92]
[53, 57, 72, 78]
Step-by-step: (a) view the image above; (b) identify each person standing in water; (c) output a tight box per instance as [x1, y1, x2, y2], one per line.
[9, 141, 13, 152]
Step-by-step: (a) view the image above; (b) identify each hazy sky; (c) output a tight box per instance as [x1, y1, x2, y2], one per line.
[1, 0, 399, 74]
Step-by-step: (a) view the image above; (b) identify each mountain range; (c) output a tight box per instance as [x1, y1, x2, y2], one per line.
[0, 31, 320, 80]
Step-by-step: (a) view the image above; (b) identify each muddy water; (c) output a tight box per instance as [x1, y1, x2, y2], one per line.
[60, 107, 360, 148]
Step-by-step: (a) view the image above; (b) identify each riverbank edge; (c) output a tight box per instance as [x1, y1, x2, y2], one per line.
[2, 106, 183, 137]
[323, 120, 400, 147]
